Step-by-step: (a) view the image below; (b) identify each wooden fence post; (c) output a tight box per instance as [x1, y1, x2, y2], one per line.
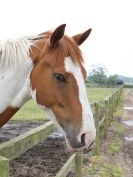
[119, 86, 123, 103]
[112, 93, 115, 113]
[117, 87, 122, 105]
[104, 100, 109, 139]
[75, 152, 83, 177]
[109, 97, 112, 125]
[94, 102, 100, 155]
[111, 94, 113, 118]
[114, 92, 117, 112]
[115, 91, 119, 110]
[0, 156, 9, 177]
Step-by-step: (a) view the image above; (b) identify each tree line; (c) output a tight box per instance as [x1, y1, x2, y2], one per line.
[87, 64, 123, 87]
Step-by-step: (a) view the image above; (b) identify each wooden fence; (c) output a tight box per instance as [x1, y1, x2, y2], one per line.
[0, 86, 123, 177]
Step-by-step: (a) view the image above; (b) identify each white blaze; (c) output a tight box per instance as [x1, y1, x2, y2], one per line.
[64, 57, 96, 144]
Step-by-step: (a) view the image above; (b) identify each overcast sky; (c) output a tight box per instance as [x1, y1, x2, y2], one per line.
[0, 0, 133, 77]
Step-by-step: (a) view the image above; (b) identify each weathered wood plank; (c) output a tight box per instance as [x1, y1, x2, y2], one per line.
[75, 152, 83, 177]
[94, 102, 100, 155]
[0, 156, 9, 177]
[55, 153, 76, 177]
[108, 96, 112, 125]
[104, 100, 109, 139]
[0, 121, 54, 160]
[99, 116, 105, 127]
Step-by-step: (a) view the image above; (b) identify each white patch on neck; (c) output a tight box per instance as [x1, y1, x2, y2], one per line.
[64, 57, 96, 142]
[0, 38, 33, 113]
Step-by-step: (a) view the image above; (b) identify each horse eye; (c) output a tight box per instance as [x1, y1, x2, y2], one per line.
[54, 73, 66, 82]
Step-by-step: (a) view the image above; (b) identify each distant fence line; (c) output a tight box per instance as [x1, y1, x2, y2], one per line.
[123, 84, 133, 88]
[0, 86, 123, 177]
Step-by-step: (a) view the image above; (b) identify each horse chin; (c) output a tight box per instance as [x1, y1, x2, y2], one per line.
[65, 138, 86, 152]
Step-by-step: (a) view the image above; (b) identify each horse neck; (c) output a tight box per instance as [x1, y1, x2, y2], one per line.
[0, 107, 19, 127]
[0, 57, 33, 127]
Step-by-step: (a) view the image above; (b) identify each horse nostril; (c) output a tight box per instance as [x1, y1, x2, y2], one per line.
[81, 133, 85, 146]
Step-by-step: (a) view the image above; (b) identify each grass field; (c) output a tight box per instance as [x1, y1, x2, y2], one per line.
[12, 87, 115, 121]
[86, 87, 114, 102]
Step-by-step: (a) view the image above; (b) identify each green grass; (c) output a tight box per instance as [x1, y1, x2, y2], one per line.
[87, 87, 114, 102]
[12, 101, 47, 121]
[83, 155, 123, 177]
[83, 121, 124, 177]
[107, 139, 122, 155]
[12, 87, 114, 121]
[107, 122, 124, 155]
[107, 97, 124, 155]
[114, 94, 123, 118]
[83, 98, 124, 177]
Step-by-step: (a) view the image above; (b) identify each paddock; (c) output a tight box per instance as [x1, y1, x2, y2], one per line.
[0, 86, 123, 177]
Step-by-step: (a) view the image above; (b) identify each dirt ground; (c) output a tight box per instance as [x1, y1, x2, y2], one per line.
[10, 137, 72, 177]
[0, 121, 74, 177]
[119, 89, 133, 176]
[93, 88, 133, 177]
[0, 88, 133, 177]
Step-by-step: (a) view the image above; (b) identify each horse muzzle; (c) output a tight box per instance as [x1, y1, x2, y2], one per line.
[65, 132, 94, 152]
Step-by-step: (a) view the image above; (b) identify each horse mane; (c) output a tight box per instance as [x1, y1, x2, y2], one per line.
[0, 37, 33, 69]
[0, 32, 84, 69]
[30, 31, 84, 66]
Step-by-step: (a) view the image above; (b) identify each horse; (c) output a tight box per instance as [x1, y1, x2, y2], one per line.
[0, 24, 96, 152]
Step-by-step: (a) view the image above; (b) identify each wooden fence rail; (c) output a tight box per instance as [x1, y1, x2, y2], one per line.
[0, 86, 123, 177]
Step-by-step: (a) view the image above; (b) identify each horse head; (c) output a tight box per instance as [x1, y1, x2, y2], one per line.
[30, 24, 96, 152]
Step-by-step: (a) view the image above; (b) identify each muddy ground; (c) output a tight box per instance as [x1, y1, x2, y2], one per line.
[119, 89, 133, 176]
[0, 88, 133, 177]
[95, 89, 133, 177]
[0, 121, 74, 177]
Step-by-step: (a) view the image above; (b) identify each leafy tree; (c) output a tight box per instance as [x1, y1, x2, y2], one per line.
[106, 75, 117, 87]
[89, 64, 107, 86]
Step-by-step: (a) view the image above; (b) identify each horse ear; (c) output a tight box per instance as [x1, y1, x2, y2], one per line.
[72, 29, 92, 46]
[50, 24, 66, 47]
